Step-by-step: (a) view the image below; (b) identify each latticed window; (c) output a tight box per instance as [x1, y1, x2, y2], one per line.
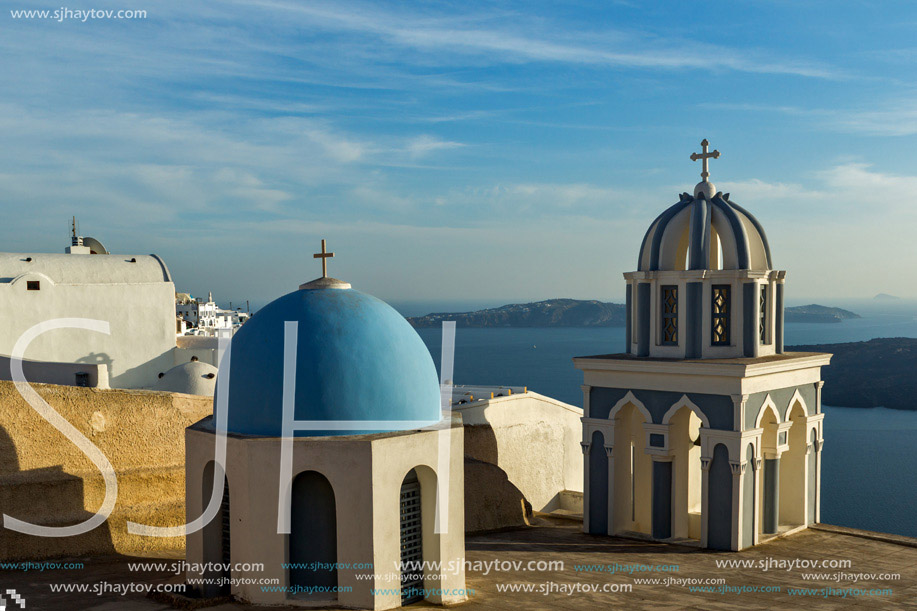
[759, 285, 768, 344]
[661, 285, 678, 345]
[712, 285, 730, 346]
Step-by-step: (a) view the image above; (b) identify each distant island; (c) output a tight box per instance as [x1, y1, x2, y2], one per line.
[874, 293, 901, 301]
[788, 338, 917, 411]
[407, 299, 858, 328]
[784, 304, 860, 324]
[407, 299, 626, 328]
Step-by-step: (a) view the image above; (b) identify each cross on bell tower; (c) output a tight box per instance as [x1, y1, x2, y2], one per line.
[690, 139, 720, 182]
[313, 239, 335, 278]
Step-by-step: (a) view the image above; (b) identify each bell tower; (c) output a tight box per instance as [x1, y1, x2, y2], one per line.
[575, 141, 831, 551]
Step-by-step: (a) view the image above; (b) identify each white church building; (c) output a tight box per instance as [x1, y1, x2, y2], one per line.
[0, 231, 176, 389]
[185, 250, 466, 609]
[575, 141, 831, 550]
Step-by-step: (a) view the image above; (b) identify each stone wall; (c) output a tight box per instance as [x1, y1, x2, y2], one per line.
[0, 380, 211, 560]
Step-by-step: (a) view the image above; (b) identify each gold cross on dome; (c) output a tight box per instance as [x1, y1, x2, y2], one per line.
[313, 239, 334, 278]
[690, 139, 720, 181]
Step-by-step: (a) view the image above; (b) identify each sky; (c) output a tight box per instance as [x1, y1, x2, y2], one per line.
[2, 0, 917, 310]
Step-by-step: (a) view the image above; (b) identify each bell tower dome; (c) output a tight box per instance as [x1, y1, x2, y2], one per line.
[625, 140, 785, 359]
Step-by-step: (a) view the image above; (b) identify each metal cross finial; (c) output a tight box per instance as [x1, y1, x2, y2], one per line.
[690, 138, 720, 182]
[313, 239, 334, 278]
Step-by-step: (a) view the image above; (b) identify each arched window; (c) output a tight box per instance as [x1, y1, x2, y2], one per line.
[711, 285, 730, 345]
[661, 285, 678, 345]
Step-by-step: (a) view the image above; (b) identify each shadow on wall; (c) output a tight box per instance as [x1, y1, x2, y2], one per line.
[111, 347, 174, 389]
[463, 424, 533, 532]
[0, 423, 115, 560]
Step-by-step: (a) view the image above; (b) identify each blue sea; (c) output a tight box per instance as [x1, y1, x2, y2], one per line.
[412, 311, 917, 538]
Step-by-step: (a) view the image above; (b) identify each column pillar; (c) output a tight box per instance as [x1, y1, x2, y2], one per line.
[685, 281, 703, 359]
[581, 441, 590, 534]
[763, 457, 780, 534]
[752, 457, 762, 545]
[605, 445, 615, 536]
[700, 455, 711, 547]
[775, 280, 785, 353]
[636, 282, 651, 357]
[742, 282, 758, 358]
[651, 456, 673, 539]
[581, 385, 592, 418]
[730, 460, 746, 551]
[815, 437, 823, 523]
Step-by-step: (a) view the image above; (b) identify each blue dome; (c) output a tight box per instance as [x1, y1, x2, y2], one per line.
[219, 284, 441, 437]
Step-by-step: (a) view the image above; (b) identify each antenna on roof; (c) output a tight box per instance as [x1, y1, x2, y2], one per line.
[70, 216, 83, 247]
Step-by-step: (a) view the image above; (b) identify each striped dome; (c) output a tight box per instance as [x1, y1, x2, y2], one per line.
[637, 190, 772, 272]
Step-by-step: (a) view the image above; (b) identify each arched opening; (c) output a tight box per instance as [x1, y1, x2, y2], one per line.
[290, 471, 337, 601]
[780, 402, 808, 527]
[201, 461, 230, 597]
[710, 226, 723, 270]
[399, 465, 440, 605]
[758, 406, 780, 536]
[587, 430, 608, 535]
[612, 403, 652, 535]
[400, 469, 423, 604]
[669, 407, 703, 540]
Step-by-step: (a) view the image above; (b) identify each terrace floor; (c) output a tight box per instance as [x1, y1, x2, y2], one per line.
[2, 520, 915, 610]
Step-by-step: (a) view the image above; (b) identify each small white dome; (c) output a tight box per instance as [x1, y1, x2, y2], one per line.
[153, 361, 218, 396]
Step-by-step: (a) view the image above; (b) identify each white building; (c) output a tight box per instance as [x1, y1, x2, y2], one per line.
[185, 259, 466, 608]
[575, 141, 831, 550]
[0, 232, 176, 389]
[177, 292, 249, 335]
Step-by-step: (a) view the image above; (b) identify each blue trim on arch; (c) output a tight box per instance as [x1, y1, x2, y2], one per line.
[727, 198, 773, 269]
[587, 386, 734, 430]
[647, 199, 691, 271]
[711, 195, 750, 269]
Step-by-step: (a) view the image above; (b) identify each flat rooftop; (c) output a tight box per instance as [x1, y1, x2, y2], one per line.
[3, 520, 913, 610]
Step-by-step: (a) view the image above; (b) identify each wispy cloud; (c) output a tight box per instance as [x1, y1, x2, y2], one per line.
[244, 0, 840, 79]
[700, 100, 917, 137]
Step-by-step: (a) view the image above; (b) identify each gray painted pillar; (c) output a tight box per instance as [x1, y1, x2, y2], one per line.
[775, 284, 784, 354]
[637, 283, 651, 357]
[763, 458, 780, 534]
[742, 282, 756, 358]
[652, 459, 672, 539]
[685, 282, 703, 359]
[588, 431, 609, 535]
[625, 283, 633, 353]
